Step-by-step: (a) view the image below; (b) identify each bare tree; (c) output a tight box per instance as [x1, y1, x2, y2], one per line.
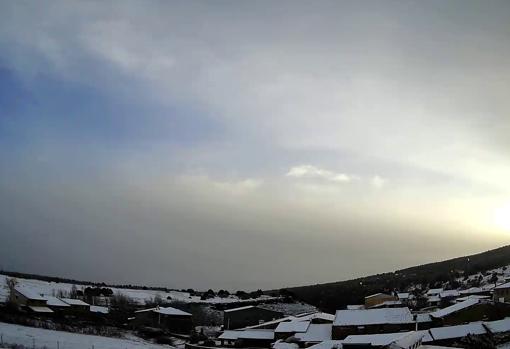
[6, 277, 18, 304]
[70, 284, 78, 299]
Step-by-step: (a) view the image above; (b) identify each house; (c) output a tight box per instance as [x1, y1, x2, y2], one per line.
[332, 307, 414, 339]
[89, 305, 109, 315]
[426, 289, 443, 297]
[414, 313, 433, 330]
[426, 295, 441, 307]
[13, 286, 53, 314]
[365, 293, 398, 309]
[60, 298, 90, 314]
[218, 329, 275, 347]
[438, 290, 460, 305]
[243, 316, 298, 330]
[224, 305, 283, 330]
[494, 281, 510, 303]
[455, 295, 490, 303]
[427, 322, 487, 346]
[275, 320, 310, 339]
[428, 298, 506, 325]
[396, 293, 413, 306]
[133, 306, 193, 333]
[294, 323, 333, 345]
[296, 312, 335, 323]
[459, 287, 489, 297]
[43, 296, 71, 312]
[343, 331, 427, 348]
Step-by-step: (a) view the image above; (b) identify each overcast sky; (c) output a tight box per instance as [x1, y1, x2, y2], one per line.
[1, 1, 510, 290]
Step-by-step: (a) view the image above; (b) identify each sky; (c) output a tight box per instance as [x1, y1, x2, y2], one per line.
[1, 0, 510, 291]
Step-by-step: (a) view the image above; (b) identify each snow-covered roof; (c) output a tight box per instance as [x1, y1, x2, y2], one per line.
[459, 287, 484, 295]
[485, 317, 510, 334]
[429, 322, 486, 340]
[242, 316, 297, 329]
[296, 312, 335, 322]
[430, 298, 479, 318]
[439, 290, 460, 298]
[219, 329, 274, 340]
[397, 292, 410, 300]
[306, 340, 344, 349]
[43, 296, 70, 307]
[333, 307, 413, 326]
[224, 305, 255, 313]
[417, 330, 434, 342]
[427, 295, 441, 303]
[156, 306, 191, 316]
[61, 298, 89, 306]
[495, 281, 510, 290]
[456, 295, 490, 302]
[415, 313, 432, 323]
[90, 305, 109, 314]
[135, 306, 191, 316]
[365, 292, 390, 299]
[28, 306, 54, 313]
[344, 330, 433, 345]
[344, 332, 415, 346]
[15, 286, 45, 301]
[426, 288, 443, 296]
[368, 300, 403, 308]
[294, 324, 332, 342]
[275, 320, 310, 333]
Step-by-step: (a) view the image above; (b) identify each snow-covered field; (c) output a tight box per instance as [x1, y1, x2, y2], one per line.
[0, 322, 168, 349]
[0, 274, 277, 305]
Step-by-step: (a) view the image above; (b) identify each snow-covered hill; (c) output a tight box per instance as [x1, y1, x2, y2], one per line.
[0, 273, 277, 306]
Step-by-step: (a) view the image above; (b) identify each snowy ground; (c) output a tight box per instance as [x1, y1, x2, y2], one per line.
[456, 264, 510, 289]
[0, 322, 169, 349]
[0, 274, 277, 305]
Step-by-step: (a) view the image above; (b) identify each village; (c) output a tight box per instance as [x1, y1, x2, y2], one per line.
[3, 264, 510, 349]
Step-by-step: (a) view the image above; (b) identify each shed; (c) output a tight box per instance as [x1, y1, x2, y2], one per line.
[133, 306, 193, 333]
[224, 305, 283, 330]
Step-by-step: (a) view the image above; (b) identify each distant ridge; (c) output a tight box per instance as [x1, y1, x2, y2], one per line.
[284, 244, 510, 312]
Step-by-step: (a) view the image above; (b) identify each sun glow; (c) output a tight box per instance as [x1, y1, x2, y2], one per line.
[494, 204, 510, 231]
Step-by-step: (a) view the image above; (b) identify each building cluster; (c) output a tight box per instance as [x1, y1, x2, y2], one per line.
[213, 282, 510, 349]
[10, 284, 194, 333]
[12, 285, 108, 316]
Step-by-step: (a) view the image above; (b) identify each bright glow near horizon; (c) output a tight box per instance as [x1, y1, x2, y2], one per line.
[494, 204, 510, 231]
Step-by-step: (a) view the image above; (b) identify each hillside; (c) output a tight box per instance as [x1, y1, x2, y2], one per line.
[285, 244, 510, 312]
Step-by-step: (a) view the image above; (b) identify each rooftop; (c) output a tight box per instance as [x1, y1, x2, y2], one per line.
[224, 305, 255, 313]
[60, 298, 90, 306]
[275, 320, 310, 333]
[333, 307, 413, 326]
[14, 286, 46, 301]
[294, 324, 332, 342]
[429, 322, 486, 340]
[219, 329, 275, 340]
[430, 298, 479, 318]
[43, 296, 71, 307]
[135, 306, 191, 316]
[495, 281, 510, 290]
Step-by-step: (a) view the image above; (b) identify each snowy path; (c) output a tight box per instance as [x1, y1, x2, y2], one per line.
[0, 322, 170, 349]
